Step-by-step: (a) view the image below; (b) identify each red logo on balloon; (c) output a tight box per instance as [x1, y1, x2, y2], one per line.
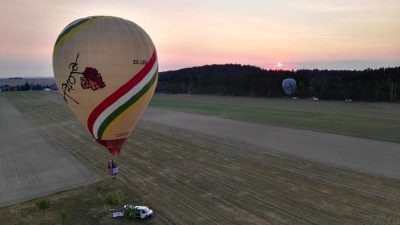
[80, 67, 106, 91]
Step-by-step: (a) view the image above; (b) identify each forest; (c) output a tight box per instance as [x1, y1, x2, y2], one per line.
[0, 82, 57, 91]
[156, 64, 400, 102]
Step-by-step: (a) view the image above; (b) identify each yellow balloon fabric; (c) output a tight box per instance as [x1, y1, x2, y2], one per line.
[53, 16, 158, 156]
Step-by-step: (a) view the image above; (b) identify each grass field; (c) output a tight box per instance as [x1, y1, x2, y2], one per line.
[150, 94, 400, 143]
[0, 95, 97, 208]
[1, 92, 400, 225]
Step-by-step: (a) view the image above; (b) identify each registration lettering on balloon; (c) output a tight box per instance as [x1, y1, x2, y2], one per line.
[116, 132, 129, 138]
[133, 59, 148, 65]
[61, 53, 106, 104]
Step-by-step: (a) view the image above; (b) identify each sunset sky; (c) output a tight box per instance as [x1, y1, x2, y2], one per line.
[0, 0, 399, 77]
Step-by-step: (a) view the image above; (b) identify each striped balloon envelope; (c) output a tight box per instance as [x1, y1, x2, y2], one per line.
[53, 16, 158, 157]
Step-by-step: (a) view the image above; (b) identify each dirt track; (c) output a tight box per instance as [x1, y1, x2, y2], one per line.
[143, 107, 400, 179]
[0, 96, 98, 207]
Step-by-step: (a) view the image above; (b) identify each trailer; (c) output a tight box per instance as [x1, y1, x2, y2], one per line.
[111, 209, 124, 219]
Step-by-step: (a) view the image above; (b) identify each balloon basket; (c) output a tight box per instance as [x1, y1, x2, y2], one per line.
[112, 167, 119, 175]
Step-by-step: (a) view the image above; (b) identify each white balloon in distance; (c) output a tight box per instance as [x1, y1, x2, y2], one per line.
[53, 16, 158, 157]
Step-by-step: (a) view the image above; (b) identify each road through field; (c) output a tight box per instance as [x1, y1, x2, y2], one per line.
[0, 96, 98, 207]
[143, 107, 400, 179]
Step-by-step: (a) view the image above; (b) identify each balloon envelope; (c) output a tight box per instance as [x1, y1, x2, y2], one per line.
[53, 16, 158, 156]
[282, 78, 296, 96]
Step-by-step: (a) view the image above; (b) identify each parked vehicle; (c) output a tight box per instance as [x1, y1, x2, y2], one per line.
[111, 209, 124, 219]
[345, 98, 353, 103]
[124, 205, 153, 219]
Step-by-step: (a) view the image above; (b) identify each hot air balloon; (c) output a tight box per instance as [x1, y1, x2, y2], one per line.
[282, 78, 296, 96]
[53, 16, 158, 173]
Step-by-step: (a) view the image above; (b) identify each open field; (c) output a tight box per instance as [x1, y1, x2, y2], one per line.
[150, 94, 400, 143]
[1, 92, 400, 224]
[143, 108, 400, 179]
[0, 96, 98, 207]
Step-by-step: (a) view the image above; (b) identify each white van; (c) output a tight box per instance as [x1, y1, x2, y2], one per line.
[123, 205, 153, 219]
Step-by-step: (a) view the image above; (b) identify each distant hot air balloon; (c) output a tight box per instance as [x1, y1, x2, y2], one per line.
[282, 78, 296, 96]
[53, 16, 158, 161]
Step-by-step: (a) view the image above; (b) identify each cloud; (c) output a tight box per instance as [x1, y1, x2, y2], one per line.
[0, 58, 52, 77]
[287, 0, 400, 13]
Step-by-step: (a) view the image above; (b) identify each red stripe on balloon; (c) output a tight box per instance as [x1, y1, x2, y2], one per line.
[87, 50, 157, 137]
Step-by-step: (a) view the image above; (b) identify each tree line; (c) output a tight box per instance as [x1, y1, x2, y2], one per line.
[0, 82, 57, 91]
[156, 64, 400, 102]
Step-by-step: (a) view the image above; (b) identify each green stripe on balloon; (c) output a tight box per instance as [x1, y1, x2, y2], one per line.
[54, 16, 101, 48]
[97, 71, 158, 139]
